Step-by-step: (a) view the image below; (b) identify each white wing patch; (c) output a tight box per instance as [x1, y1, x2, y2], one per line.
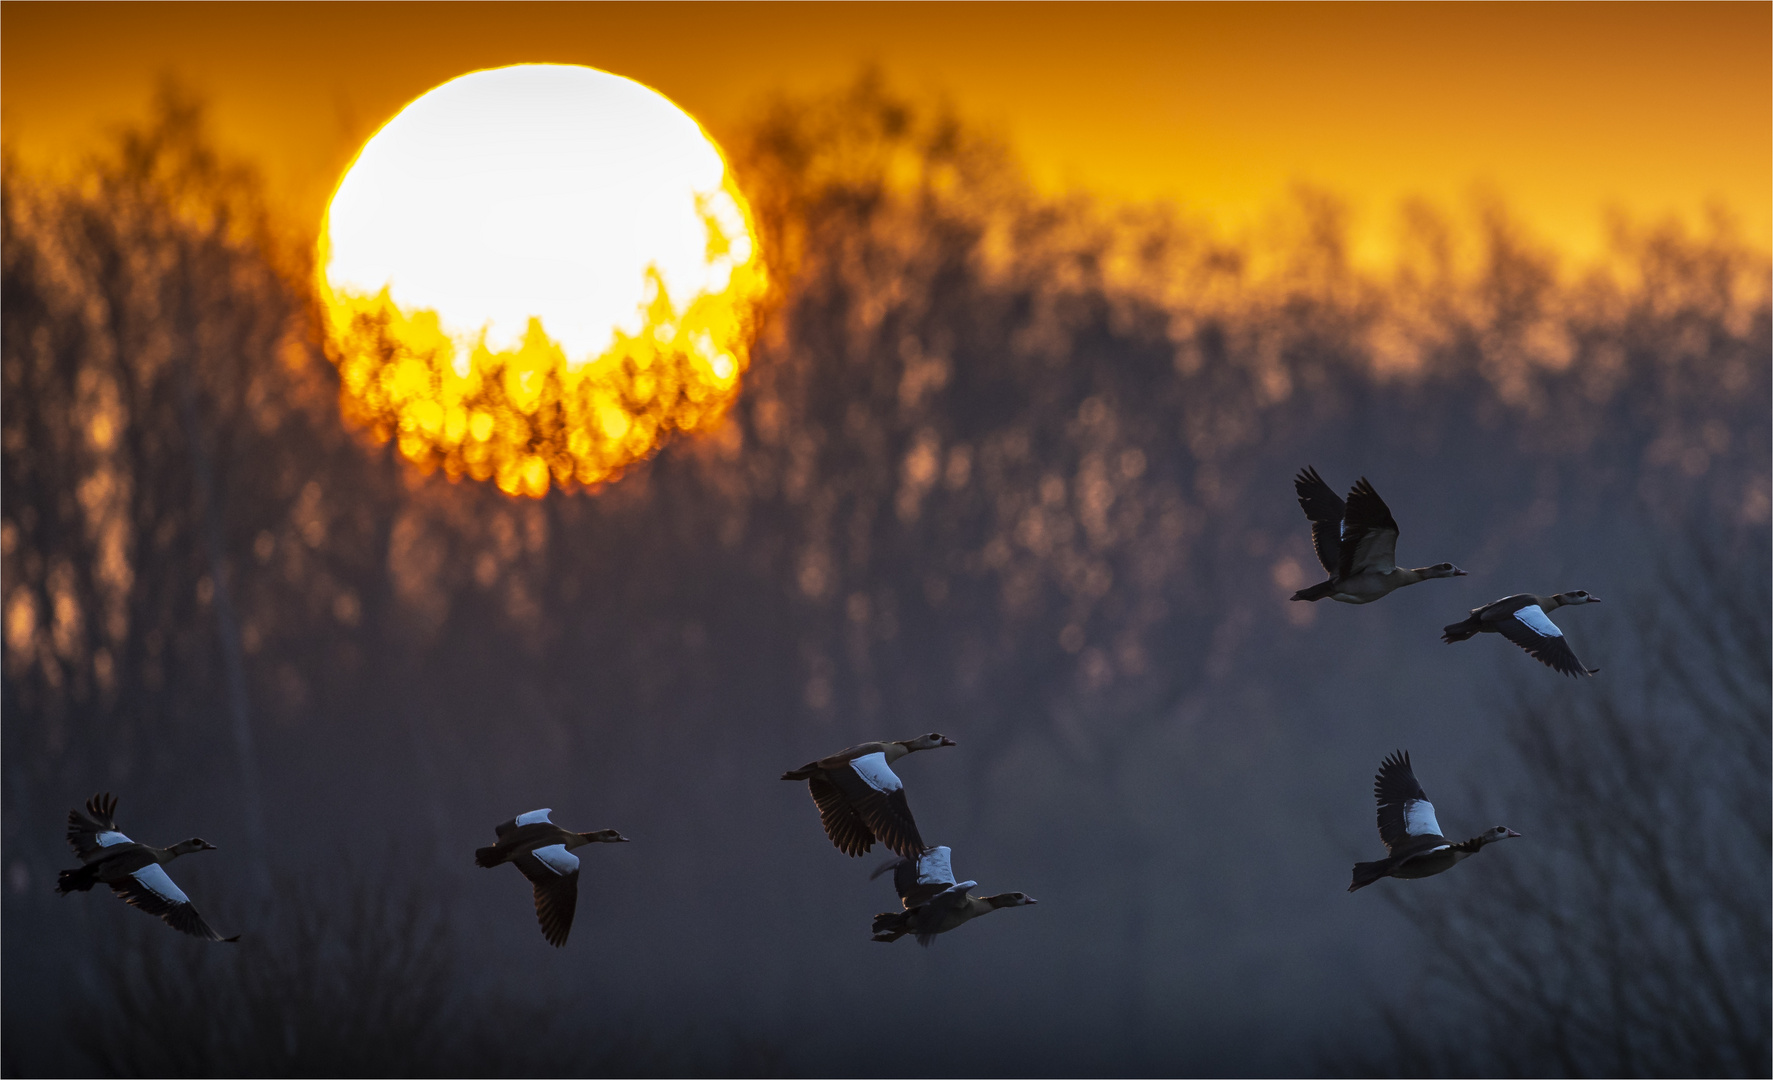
[1404, 798, 1444, 838]
[531, 843, 579, 877]
[941, 881, 977, 902]
[514, 809, 554, 827]
[96, 831, 132, 847]
[849, 752, 903, 793]
[1515, 605, 1564, 639]
[917, 846, 957, 888]
[131, 864, 190, 905]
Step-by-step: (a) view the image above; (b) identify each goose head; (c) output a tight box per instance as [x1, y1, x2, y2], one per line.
[169, 838, 217, 855]
[901, 733, 957, 753]
[1552, 590, 1599, 607]
[985, 891, 1038, 909]
[1424, 563, 1468, 579]
[578, 829, 630, 844]
[1481, 826, 1522, 845]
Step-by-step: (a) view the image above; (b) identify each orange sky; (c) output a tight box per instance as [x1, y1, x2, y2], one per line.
[3, 2, 1767, 265]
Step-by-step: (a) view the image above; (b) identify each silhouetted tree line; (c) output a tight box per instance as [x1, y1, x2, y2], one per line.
[2, 78, 1766, 1076]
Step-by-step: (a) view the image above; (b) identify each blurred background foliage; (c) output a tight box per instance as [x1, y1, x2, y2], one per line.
[3, 78, 1767, 1076]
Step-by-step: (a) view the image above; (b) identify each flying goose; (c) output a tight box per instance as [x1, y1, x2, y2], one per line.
[1442, 591, 1601, 676]
[870, 845, 1037, 944]
[1291, 467, 1466, 604]
[782, 734, 955, 858]
[55, 793, 237, 941]
[1349, 751, 1519, 892]
[475, 809, 629, 947]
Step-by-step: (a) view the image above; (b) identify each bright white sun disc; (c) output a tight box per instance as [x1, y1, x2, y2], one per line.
[316, 63, 764, 498]
[323, 63, 754, 361]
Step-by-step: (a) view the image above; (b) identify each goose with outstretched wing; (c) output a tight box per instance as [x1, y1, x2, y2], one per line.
[1349, 751, 1519, 892]
[476, 808, 629, 947]
[56, 793, 237, 941]
[1291, 467, 1466, 604]
[782, 734, 954, 858]
[870, 845, 1036, 944]
[1443, 591, 1601, 676]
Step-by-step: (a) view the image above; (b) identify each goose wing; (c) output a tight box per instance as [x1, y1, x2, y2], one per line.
[875, 845, 958, 910]
[495, 808, 553, 839]
[1293, 467, 1347, 575]
[513, 844, 580, 947]
[807, 776, 876, 857]
[1496, 605, 1597, 677]
[109, 864, 236, 941]
[827, 752, 926, 859]
[1374, 750, 1444, 852]
[1337, 478, 1400, 577]
[67, 793, 126, 861]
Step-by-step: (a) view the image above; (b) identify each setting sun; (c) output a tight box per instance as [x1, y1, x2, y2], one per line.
[318, 63, 765, 497]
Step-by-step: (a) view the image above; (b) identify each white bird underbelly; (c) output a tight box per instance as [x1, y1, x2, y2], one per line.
[1329, 569, 1413, 604]
[1330, 575, 1392, 604]
[917, 903, 981, 937]
[1392, 847, 1471, 879]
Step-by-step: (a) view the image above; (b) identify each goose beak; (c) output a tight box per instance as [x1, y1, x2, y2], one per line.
[1587, 595, 1601, 603]
[1453, 568, 1468, 576]
[940, 737, 957, 747]
[201, 841, 218, 851]
[1504, 829, 1522, 838]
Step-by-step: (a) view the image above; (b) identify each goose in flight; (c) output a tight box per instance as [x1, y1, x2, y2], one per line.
[1349, 751, 1519, 892]
[870, 845, 1037, 944]
[781, 734, 954, 858]
[1291, 467, 1466, 604]
[55, 793, 237, 941]
[1442, 591, 1601, 676]
[475, 809, 629, 947]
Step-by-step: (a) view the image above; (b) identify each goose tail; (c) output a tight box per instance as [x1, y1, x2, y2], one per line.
[1292, 579, 1336, 603]
[56, 865, 98, 894]
[1348, 860, 1389, 893]
[871, 911, 910, 941]
[1441, 619, 1480, 643]
[473, 844, 504, 869]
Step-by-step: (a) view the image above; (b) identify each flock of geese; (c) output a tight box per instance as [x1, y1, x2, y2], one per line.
[55, 467, 1599, 944]
[1288, 466, 1598, 893]
[783, 733, 1036, 943]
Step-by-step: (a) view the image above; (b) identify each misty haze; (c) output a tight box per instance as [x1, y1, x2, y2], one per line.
[2, 76, 1768, 1078]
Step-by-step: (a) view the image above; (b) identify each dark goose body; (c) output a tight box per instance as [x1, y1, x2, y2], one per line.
[1349, 752, 1519, 892]
[1443, 590, 1601, 676]
[781, 734, 954, 858]
[56, 793, 237, 941]
[475, 808, 628, 947]
[1291, 467, 1466, 604]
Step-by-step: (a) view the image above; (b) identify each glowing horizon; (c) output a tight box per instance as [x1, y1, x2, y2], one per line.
[4, 3, 1766, 268]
